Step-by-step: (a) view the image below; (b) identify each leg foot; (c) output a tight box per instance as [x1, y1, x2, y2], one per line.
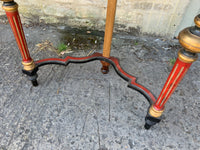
[101, 61, 110, 74]
[144, 113, 161, 130]
[144, 123, 151, 130]
[28, 73, 38, 86]
[22, 68, 39, 86]
[31, 80, 38, 86]
[101, 65, 109, 74]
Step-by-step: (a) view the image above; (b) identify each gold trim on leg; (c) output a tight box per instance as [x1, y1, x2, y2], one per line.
[2, 3, 18, 12]
[178, 50, 198, 63]
[149, 106, 164, 118]
[22, 60, 35, 71]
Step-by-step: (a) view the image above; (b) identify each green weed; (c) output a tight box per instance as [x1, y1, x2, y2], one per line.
[134, 41, 139, 45]
[169, 58, 176, 66]
[57, 43, 67, 52]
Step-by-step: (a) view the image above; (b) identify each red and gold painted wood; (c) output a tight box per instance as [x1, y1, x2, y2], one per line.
[2, 1, 35, 71]
[155, 55, 195, 110]
[2, 0, 200, 129]
[101, 0, 117, 74]
[147, 14, 200, 122]
[149, 53, 196, 117]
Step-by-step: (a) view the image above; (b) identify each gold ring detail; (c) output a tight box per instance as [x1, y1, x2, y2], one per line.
[149, 105, 164, 118]
[2, 3, 18, 12]
[22, 60, 35, 71]
[178, 28, 200, 53]
[178, 50, 198, 63]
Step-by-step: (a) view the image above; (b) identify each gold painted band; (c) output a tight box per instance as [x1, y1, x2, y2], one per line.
[178, 50, 198, 63]
[149, 105, 164, 118]
[2, 3, 18, 12]
[22, 60, 35, 71]
[178, 28, 200, 53]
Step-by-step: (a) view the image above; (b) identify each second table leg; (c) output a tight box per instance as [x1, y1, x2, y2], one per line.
[101, 0, 117, 74]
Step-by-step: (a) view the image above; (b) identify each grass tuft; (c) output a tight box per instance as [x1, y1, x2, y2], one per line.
[169, 58, 176, 66]
[134, 41, 139, 45]
[57, 43, 67, 52]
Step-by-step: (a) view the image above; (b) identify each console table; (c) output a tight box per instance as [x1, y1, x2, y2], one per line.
[1, 0, 200, 129]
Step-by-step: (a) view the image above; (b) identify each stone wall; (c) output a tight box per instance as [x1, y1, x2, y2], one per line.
[0, 0, 190, 37]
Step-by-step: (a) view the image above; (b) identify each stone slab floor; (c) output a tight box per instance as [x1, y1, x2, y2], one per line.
[0, 23, 200, 150]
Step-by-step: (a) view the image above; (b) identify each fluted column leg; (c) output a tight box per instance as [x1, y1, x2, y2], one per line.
[145, 50, 197, 129]
[145, 14, 200, 129]
[2, 0, 38, 86]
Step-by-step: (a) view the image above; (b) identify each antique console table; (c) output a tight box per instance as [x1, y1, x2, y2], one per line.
[1, 0, 200, 129]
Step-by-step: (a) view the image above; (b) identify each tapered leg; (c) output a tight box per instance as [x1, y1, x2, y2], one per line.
[2, 0, 38, 86]
[145, 14, 200, 129]
[101, 0, 117, 74]
[145, 50, 197, 129]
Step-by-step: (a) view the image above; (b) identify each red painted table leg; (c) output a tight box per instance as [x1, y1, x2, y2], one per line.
[2, 0, 38, 86]
[156, 54, 196, 109]
[2, 1, 35, 71]
[150, 50, 197, 117]
[145, 14, 200, 129]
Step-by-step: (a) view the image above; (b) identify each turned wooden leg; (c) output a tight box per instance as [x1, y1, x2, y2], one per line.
[145, 14, 200, 129]
[2, 0, 38, 86]
[101, 0, 117, 74]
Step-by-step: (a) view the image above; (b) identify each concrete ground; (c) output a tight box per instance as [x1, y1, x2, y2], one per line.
[0, 23, 200, 150]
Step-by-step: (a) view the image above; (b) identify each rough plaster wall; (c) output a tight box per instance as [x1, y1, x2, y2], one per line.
[175, 0, 200, 36]
[0, 0, 190, 37]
